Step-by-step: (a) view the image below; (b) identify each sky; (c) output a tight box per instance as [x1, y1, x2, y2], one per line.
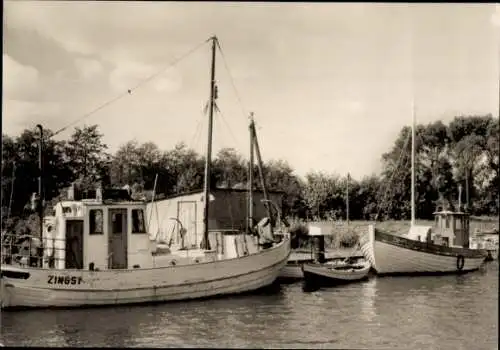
[3, 2, 499, 180]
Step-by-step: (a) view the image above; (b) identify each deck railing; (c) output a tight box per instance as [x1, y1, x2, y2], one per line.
[1, 235, 69, 268]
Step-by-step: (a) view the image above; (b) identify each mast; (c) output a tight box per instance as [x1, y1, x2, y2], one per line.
[346, 172, 350, 228]
[410, 102, 416, 227]
[247, 113, 255, 233]
[250, 118, 273, 228]
[202, 36, 217, 250]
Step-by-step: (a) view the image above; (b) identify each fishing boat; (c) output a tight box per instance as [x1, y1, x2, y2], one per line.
[302, 258, 371, 286]
[360, 104, 487, 275]
[0, 36, 291, 309]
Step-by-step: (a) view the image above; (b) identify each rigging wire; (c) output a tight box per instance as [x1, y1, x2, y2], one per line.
[51, 38, 211, 138]
[375, 129, 412, 220]
[390, 148, 412, 220]
[215, 39, 248, 121]
[191, 109, 207, 155]
[214, 103, 244, 152]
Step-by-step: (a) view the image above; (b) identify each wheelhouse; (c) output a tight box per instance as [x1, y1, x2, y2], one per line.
[405, 209, 471, 248]
[431, 210, 470, 248]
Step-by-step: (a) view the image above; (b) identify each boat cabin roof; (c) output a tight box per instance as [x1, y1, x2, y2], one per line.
[59, 186, 145, 210]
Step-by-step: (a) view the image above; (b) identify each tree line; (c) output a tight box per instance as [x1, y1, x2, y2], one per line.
[1, 114, 498, 234]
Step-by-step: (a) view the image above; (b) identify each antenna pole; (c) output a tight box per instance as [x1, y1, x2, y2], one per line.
[36, 124, 44, 239]
[458, 184, 462, 211]
[346, 173, 350, 228]
[7, 162, 16, 220]
[247, 113, 255, 234]
[411, 103, 416, 227]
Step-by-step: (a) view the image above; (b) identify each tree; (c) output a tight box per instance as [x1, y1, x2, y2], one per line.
[164, 142, 205, 194]
[448, 115, 493, 212]
[65, 124, 109, 191]
[262, 159, 306, 219]
[474, 118, 500, 215]
[1, 128, 73, 228]
[357, 174, 382, 220]
[212, 148, 247, 188]
[302, 171, 340, 220]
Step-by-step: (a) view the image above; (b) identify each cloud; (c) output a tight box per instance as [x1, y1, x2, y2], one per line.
[492, 4, 500, 28]
[3, 2, 306, 68]
[74, 58, 104, 81]
[4, 2, 199, 62]
[2, 99, 62, 135]
[109, 61, 182, 93]
[346, 100, 365, 114]
[2, 54, 40, 99]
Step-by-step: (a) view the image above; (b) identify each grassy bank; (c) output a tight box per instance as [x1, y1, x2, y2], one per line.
[289, 217, 499, 250]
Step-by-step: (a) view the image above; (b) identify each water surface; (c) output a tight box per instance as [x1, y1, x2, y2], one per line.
[1, 262, 497, 349]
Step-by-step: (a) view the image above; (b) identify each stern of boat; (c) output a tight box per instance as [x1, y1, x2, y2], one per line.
[359, 224, 376, 270]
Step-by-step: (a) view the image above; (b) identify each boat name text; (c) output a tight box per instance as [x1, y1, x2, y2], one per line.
[47, 275, 83, 285]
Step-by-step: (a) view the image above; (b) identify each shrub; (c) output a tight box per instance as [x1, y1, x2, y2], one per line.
[289, 219, 309, 249]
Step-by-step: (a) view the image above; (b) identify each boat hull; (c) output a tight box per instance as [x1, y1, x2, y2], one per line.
[360, 225, 487, 275]
[1, 238, 290, 309]
[302, 262, 371, 286]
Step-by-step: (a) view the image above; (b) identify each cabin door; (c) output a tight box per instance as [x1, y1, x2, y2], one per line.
[177, 201, 197, 247]
[108, 209, 128, 269]
[65, 220, 84, 269]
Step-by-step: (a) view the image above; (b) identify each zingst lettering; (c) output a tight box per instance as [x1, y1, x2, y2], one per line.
[47, 275, 83, 285]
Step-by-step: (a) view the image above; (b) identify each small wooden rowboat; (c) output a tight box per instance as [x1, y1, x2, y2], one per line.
[302, 257, 371, 286]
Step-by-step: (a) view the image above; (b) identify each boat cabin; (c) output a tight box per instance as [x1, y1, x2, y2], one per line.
[407, 209, 470, 248]
[431, 210, 470, 248]
[43, 187, 157, 270]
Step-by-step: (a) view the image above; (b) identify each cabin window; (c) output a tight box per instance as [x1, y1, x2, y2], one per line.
[456, 218, 462, 230]
[89, 209, 103, 235]
[132, 209, 146, 234]
[445, 217, 450, 229]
